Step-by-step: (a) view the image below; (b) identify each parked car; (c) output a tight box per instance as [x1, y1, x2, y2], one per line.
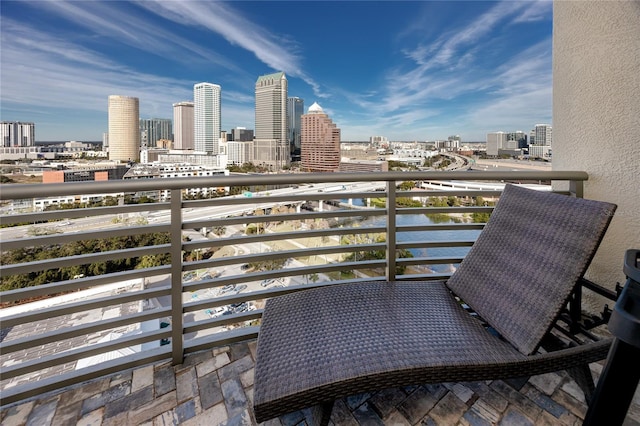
[219, 284, 235, 294]
[261, 279, 275, 287]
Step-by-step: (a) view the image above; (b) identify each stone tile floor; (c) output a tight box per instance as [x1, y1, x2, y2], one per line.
[1, 340, 639, 426]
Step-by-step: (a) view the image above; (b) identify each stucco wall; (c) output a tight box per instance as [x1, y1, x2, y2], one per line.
[553, 1, 640, 288]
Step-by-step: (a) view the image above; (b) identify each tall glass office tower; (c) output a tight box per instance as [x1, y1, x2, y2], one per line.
[287, 97, 304, 156]
[194, 83, 221, 154]
[254, 72, 289, 170]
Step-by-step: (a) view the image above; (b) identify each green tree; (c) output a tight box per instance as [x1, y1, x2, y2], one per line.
[0, 232, 172, 292]
[399, 181, 415, 191]
[342, 234, 412, 275]
[211, 226, 226, 237]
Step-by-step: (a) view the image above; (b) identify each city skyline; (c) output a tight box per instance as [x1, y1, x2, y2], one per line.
[0, 1, 553, 142]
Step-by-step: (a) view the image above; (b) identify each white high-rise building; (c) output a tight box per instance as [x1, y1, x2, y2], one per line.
[255, 72, 289, 171]
[534, 124, 552, 146]
[194, 83, 221, 154]
[108, 95, 140, 162]
[1, 121, 35, 147]
[228, 140, 254, 165]
[173, 101, 194, 150]
[486, 131, 506, 157]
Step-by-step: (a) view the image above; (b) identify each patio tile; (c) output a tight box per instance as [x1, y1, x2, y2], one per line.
[2, 340, 638, 426]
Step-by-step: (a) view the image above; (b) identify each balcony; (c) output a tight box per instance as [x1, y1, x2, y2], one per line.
[1, 171, 638, 424]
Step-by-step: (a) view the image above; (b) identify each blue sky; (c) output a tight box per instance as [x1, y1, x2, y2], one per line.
[1, 1, 553, 142]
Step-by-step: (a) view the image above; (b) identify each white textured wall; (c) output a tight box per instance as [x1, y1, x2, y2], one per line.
[553, 1, 640, 287]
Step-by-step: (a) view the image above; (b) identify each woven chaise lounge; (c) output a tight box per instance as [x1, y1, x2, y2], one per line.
[253, 184, 617, 424]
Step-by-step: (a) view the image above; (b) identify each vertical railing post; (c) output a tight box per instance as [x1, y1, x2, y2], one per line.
[568, 178, 584, 329]
[570, 179, 584, 198]
[170, 189, 184, 364]
[386, 180, 397, 281]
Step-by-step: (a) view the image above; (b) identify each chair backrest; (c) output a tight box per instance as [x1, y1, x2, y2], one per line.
[446, 184, 616, 355]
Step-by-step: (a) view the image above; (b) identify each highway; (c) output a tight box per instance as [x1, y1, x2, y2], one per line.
[0, 182, 383, 240]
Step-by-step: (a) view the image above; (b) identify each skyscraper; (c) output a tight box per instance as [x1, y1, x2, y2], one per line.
[287, 97, 304, 157]
[254, 72, 289, 170]
[534, 124, 552, 146]
[1, 121, 35, 147]
[486, 131, 506, 157]
[230, 127, 254, 142]
[108, 95, 140, 162]
[506, 131, 527, 149]
[301, 102, 341, 172]
[194, 83, 221, 154]
[173, 101, 194, 150]
[139, 118, 172, 149]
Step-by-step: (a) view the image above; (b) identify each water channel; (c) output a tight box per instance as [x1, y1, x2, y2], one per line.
[343, 199, 482, 274]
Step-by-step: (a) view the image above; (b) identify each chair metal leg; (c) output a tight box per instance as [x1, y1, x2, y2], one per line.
[567, 364, 596, 402]
[308, 401, 334, 426]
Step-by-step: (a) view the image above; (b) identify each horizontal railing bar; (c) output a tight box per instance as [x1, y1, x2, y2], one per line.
[184, 326, 260, 355]
[308, 193, 382, 201]
[0, 328, 171, 380]
[397, 206, 495, 215]
[0, 224, 170, 251]
[184, 295, 264, 315]
[184, 208, 384, 229]
[0, 286, 171, 328]
[1, 308, 171, 354]
[396, 189, 505, 197]
[395, 273, 454, 281]
[0, 266, 170, 303]
[182, 188, 379, 207]
[397, 240, 476, 249]
[0, 202, 170, 225]
[397, 256, 465, 265]
[0, 346, 172, 408]
[184, 192, 378, 208]
[1, 244, 171, 276]
[0, 171, 589, 200]
[184, 310, 263, 334]
[332, 191, 383, 199]
[397, 223, 486, 232]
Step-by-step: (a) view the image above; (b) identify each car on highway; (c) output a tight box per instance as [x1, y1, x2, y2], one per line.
[232, 284, 248, 294]
[219, 284, 235, 294]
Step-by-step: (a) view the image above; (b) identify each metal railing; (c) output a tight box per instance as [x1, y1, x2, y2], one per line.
[0, 170, 588, 406]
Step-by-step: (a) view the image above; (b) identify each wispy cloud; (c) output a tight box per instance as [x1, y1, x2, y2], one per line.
[347, 0, 552, 138]
[467, 39, 552, 131]
[2, 18, 200, 118]
[135, 1, 327, 98]
[513, 0, 553, 23]
[30, 1, 240, 72]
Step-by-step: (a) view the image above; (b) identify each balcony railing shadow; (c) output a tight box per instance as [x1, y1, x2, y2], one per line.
[0, 171, 624, 420]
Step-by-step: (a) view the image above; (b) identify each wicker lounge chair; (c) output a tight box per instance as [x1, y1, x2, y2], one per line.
[253, 184, 617, 424]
